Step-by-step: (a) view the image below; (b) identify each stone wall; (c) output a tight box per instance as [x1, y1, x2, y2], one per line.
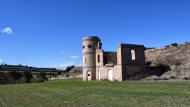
[122, 65, 146, 79]
[103, 52, 117, 64]
[83, 36, 146, 81]
[96, 65, 122, 81]
[118, 44, 145, 65]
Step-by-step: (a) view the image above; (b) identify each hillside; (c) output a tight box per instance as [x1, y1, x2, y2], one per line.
[145, 42, 190, 79]
[0, 64, 61, 73]
[69, 67, 82, 77]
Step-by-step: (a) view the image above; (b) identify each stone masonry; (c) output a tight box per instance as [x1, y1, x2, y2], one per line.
[82, 36, 146, 81]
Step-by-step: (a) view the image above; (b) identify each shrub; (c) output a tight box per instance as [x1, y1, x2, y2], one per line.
[7, 71, 22, 83]
[65, 65, 75, 73]
[171, 43, 178, 47]
[38, 71, 48, 82]
[22, 71, 33, 83]
[0, 72, 9, 84]
[30, 78, 43, 83]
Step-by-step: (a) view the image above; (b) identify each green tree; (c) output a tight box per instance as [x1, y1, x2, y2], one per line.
[39, 71, 47, 81]
[8, 71, 22, 81]
[65, 65, 75, 73]
[23, 71, 33, 83]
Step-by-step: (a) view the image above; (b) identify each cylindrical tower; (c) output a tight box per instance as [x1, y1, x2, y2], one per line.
[82, 36, 100, 81]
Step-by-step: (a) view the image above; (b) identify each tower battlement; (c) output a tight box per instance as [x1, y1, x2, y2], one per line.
[83, 36, 100, 41]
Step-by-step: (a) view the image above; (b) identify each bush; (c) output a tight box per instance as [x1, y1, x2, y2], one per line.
[22, 71, 33, 83]
[8, 71, 22, 82]
[65, 65, 75, 73]
[171, 43, 178, 47]
[23, 71, 33, 83]
[0, 72, 9, 84]
[38, 71, 48, 82]
[30, 78, 44, 83]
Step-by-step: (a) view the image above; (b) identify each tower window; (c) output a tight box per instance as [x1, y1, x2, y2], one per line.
[88, 45, 92, 49]
[97, 54, 100, 63]
[83, 57, 86, 63]
[131, 50, 136, 61]
[83, 45, 85, 49]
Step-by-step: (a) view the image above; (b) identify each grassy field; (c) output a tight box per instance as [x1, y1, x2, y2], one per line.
[1, 79, 190, 107]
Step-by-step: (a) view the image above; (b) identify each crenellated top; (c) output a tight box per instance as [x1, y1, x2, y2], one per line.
[83, 36, 100, 42]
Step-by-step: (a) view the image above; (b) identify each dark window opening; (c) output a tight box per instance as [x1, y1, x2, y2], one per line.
[83, 45, 85, 49]
[88, 74, 90, 76]
[98, 54, 100, 63]
[88, 45, 92, 49]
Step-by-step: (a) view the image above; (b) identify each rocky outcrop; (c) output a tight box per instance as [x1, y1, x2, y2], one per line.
[145, 42, 190, 79]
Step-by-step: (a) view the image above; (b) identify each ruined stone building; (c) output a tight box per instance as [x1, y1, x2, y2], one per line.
[82, 36, 146, 81]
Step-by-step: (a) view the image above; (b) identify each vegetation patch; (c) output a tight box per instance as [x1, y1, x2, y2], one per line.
[0, 71, 48, 84]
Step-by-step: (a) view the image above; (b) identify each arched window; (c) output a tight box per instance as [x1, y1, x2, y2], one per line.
[83, 45, 85, 49]
[131, 50, 136, 61]
[97, 54, 100, 63]
[83, 57, 86, 63]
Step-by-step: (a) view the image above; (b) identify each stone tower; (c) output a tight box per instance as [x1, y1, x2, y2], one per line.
[82, 36, 101, 81]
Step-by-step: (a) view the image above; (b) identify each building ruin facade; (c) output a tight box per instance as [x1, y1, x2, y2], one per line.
[82, 36, 146, 81]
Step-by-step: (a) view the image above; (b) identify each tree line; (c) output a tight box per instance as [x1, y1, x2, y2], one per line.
[0, 65, 75, 84]
[0, 71, 48, 84]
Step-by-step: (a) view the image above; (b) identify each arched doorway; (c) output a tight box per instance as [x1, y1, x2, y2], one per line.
[87, 71, 91, 80]
[108, 70, 113, 81]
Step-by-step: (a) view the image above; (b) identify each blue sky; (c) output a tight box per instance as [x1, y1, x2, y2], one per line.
[0, 0, 190, 68]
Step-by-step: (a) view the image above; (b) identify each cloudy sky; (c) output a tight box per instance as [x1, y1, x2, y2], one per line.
[0, 0, 190, 68]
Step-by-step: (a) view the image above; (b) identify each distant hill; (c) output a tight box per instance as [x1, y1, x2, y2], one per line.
[145, 42, 190, 79]
[0, 64, 62, 73]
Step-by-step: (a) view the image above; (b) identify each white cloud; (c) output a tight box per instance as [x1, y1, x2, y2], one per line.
[1, 27, 13, 34]
[48, 62, 82, 70]
[0, 59, 3, 63]
[70, 55, 80, 59]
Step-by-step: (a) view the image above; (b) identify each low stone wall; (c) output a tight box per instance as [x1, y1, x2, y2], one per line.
[96, 65, 122, 81]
